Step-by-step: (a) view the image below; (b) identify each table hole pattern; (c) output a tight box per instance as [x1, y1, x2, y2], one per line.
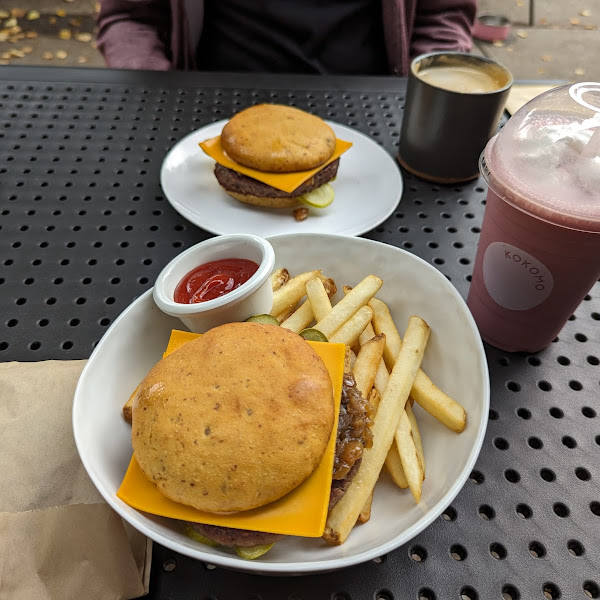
[1, 72, 599, 600]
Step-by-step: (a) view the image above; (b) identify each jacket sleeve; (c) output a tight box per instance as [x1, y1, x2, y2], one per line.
[410, 0, 477, 57]
[96, 0, 173, 70]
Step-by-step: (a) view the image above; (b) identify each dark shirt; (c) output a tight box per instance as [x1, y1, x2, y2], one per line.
[196, 0, 388, 74]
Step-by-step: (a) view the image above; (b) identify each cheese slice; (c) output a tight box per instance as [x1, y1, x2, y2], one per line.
[199, 135, 353, 193]
[117, 329, 345, 538]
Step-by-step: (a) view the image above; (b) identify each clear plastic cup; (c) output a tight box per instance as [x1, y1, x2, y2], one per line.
[467, 82, 600, 353]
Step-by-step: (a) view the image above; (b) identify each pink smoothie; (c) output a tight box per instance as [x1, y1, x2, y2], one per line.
[467, 88, 600, 353]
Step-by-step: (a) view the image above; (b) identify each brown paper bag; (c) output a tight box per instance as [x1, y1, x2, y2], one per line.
[0, 360, 151, 600]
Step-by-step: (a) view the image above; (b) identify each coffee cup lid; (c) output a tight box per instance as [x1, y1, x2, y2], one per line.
[482, 82, 600, 233]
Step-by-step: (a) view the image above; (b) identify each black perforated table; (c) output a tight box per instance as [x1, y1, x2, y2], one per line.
[1, 67, 599, 600]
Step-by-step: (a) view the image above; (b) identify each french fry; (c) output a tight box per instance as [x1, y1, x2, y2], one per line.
[279, 278, 337, 333]
[352, 333, 385, 399]
[369, 297, 403, 372]
[122, 384, 140, 424]
[357, 386, 382, 524]
[344, 346, 357, 373]
[306, 277, 333, 322]
[270, 270, 325, 316]
[275, 302, 300, 324]
[370, 296, 467, 433]
[406, 399, 425, 476]
[323, 316, 430, 545]
[384, 438, 409, 488]
[411, 370, 467, 433]
[329, 305, 373, 347]
[395, 410, 424, 502]
[270, 267, 290, 292]
[314, 275, 382, 340]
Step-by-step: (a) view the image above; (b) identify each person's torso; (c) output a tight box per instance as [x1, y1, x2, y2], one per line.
[195, 0, 388, 75]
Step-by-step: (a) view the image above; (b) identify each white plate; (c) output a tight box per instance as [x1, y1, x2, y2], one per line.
[160, 120, 403, 237]
[73, 234, 489, 575]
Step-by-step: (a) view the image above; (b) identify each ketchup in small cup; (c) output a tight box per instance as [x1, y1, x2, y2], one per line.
[153, 234, 275, 334]
[174, 258, 259, 304]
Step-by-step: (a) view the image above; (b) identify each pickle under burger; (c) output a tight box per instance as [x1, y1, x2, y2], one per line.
[212, 104, 342, 209]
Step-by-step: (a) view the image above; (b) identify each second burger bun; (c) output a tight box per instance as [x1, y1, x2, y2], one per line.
[132, 322, 335, 514]
[221, 104, 336, 173]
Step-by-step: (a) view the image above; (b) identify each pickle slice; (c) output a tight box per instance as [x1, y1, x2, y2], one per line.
[298, 183, 335, 208]
[235, 544, 274, 560]
[299, 328, 328, 342]
[184, 524, 219, 547]
[245, 314, 280, 326]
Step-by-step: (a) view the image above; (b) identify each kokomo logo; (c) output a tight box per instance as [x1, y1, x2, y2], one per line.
[483, 242, 554, 310]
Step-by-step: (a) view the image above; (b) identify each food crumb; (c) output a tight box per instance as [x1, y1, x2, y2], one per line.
[293, 207, 309, 221]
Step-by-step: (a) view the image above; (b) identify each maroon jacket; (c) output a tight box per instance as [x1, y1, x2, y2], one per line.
[96, 0, 476, 76]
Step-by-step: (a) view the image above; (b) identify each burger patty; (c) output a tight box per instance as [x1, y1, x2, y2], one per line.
[214, 159, 339, 199]
[188, 522, 285, 548]
[186, 373, 373, 548]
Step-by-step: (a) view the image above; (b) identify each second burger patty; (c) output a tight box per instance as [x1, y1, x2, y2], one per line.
[187, 373, 373, 548]
[214, 159, 339, 199]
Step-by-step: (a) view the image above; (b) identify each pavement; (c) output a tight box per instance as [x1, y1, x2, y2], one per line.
[0, 0, 598, 83]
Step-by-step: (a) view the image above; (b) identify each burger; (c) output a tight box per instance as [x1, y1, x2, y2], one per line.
[131, 322, 373, 555]
[207, 104, 346, 210]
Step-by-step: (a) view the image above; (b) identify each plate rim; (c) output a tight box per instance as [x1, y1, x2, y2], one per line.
[159, 119, 403, 237]
[73, 233, 490, 575]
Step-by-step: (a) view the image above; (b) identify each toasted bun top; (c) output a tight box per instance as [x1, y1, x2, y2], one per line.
[132, 322, 335, 513]
[221, 104, 336, 173]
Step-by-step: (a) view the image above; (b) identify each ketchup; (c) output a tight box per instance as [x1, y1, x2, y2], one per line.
[174, 258, 259, 304]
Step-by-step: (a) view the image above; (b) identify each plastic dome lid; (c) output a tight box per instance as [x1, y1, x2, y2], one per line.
[481, 82, 600, 233]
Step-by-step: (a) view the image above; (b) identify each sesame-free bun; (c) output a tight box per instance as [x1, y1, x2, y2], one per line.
[221, 104, 336, 173]
[131, 322, 335, 514]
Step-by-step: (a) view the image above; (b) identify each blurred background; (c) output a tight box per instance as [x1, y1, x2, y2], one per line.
[0, 0, 598, 82]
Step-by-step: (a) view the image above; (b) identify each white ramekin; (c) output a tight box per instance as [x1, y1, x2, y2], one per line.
[153, 234, 275, 333]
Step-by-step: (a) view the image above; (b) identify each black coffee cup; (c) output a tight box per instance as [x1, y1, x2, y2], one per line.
[398, 52, 513, 183]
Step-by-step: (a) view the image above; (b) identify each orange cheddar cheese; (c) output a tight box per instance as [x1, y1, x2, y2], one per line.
[199, 135, 353, 194]
[117, 329, 345, 538]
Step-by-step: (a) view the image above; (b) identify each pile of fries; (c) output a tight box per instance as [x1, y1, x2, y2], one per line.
[270, 267, 467, 546]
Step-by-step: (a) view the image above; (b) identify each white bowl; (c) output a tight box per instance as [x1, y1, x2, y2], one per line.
[73, 233, 489, 575]
[153, 234, 275, 333]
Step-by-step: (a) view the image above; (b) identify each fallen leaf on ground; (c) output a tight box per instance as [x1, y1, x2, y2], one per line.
[77, 55, 89, 63]
[570, 17, 580, 25]
[25, 31, 38, 38]
[580, 9, 591, 17]
[574, 67, 585, 75]
[58, 29, 72, 40]
[516, 30, 528, 38]
[4, 18, 17, 28]
[10, 9, 25, 18]
[42, 51, 54, 60]
[69, 17, 82, 27]
[56, 50, 68, 59]
[0, 52, 11, 59]
[492, 40, 504, 47]
[76, 32, 92, 42]
[506, 45, 514, 52]
[49, 17, 57, 24]
[56, 9, 67, 17]
[9, 48, 25, 58]
[539, 17, 547, 25]
[537, 68, 545, 75]
[26, 10, 40, 20]
[22, 45, 32, 53]
[0, 10, 9, 19]
[540, 55, 552, 62]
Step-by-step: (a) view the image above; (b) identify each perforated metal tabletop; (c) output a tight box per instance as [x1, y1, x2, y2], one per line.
[1, 67, 599, 600]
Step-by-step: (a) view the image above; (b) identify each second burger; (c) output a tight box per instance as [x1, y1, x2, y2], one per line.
[199, 104, 352, 214]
